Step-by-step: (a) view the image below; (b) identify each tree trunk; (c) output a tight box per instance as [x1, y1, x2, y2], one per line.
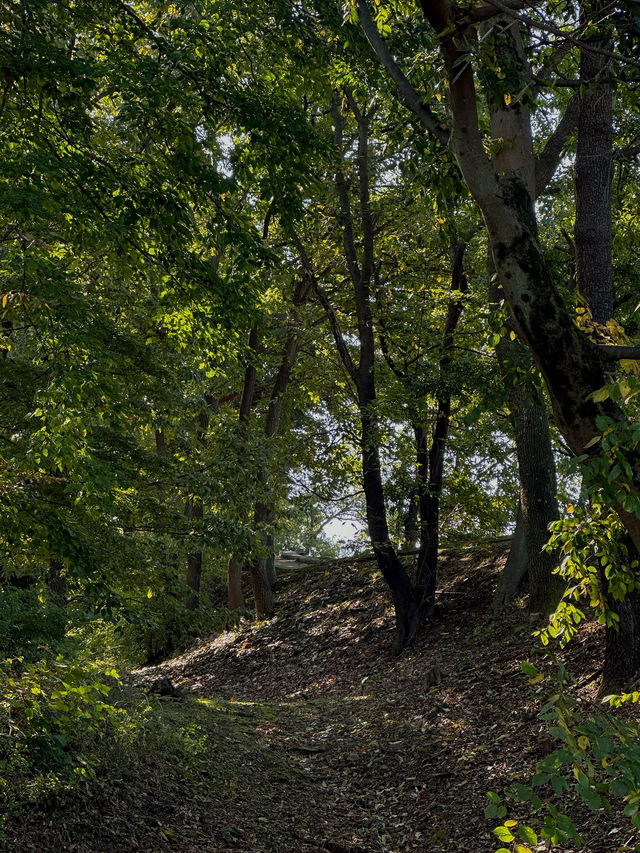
[573, 3, 640, 689]
[574, 0, 613, 323]
[417, 3, 640, 550]
[251, 499, 275, 618]
[227, 556, 245, 610]
[306, 96, 421, 652]
[597, 538, 640, 694]
[493, 504, 528, 613]
[250, 557, 275, 618]
[265, 533, 276, 586]
[511, 383, 564, 614]
[475, 19, 563, 616]
[414, 240, 467, 613]
[247, 325, 306, 617]
[601, 590, 640, 694]
[226, 327, 259, 611]
[491, 336, 562, 614]
[361, 404, 419, 651]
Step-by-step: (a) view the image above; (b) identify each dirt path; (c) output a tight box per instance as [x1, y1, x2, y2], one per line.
[4, 545, 617, 852]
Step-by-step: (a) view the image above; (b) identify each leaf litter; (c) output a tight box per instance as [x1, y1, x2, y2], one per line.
[3, 543, 628, 852]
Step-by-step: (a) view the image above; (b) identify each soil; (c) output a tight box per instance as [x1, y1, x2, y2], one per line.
[3, 543, 636, 852]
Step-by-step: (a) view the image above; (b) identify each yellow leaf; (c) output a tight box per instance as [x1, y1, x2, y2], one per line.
[514, 846, 531, 853]
[504, 93, 512, 105]
[504, 819, 517, 827]
[578, 735, 589, 750]
[529, 672, 544, 684]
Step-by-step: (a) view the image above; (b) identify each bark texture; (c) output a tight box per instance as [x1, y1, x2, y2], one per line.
[574, 1, 613, 323]
[573, 2, 640, 691]
[479, 19, 563, 615]
[227, 557, 244, 611]
[510, 382, 563, 614]
[491, 330, 562, 613]
[493, 505, 528, 613]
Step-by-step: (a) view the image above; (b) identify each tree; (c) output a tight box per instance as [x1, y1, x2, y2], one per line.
[354, 0, 570, 615]
[570, 0, 640, 690]
[379, 236, 471, 616]
[421, 0, 640, 537]
[298, 91, 420, 650]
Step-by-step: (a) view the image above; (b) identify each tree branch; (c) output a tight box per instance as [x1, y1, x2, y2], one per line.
[469, 0, 538, 23]
[345, 89, 375, 296]
[598, 344, 640, 361]
[481, 0, 640, 71]
[330, 95, 361, 287]
[534, 93, 580, 198]
[374, 263, 407, 381]
[294, 238, 360, 386]
[355, 0, 449, 145]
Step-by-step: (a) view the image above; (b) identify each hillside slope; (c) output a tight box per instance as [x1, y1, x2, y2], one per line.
[4, 544, 614, 852]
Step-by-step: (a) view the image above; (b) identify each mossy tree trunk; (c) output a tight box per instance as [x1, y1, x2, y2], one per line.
[415, 2, 640, 558]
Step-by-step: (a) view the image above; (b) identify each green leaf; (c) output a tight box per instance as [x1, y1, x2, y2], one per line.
[512, 783, 542, 810]
[517, 825, 537, 844]
[493, 826, 515, 843]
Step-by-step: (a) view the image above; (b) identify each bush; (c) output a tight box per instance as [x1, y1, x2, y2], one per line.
[0, 654, 129, 815]
[489, 661, 640, 850]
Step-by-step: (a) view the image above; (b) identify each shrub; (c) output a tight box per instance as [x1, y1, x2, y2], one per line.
[0, 654, 128, 815]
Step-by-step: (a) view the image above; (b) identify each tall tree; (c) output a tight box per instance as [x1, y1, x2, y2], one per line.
[354, 0, 571, 615]
[301, 92, 421, 649]
[384, 0, 640, 562]
[480, 17, 565, 615]
[379, 236, 470, 615]
[571, 0, 640, 690]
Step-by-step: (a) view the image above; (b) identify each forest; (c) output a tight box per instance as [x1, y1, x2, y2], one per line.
[2, 0, 640, 850]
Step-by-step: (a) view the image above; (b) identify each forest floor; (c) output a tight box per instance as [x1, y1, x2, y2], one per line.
[3, 543, 635, 853]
